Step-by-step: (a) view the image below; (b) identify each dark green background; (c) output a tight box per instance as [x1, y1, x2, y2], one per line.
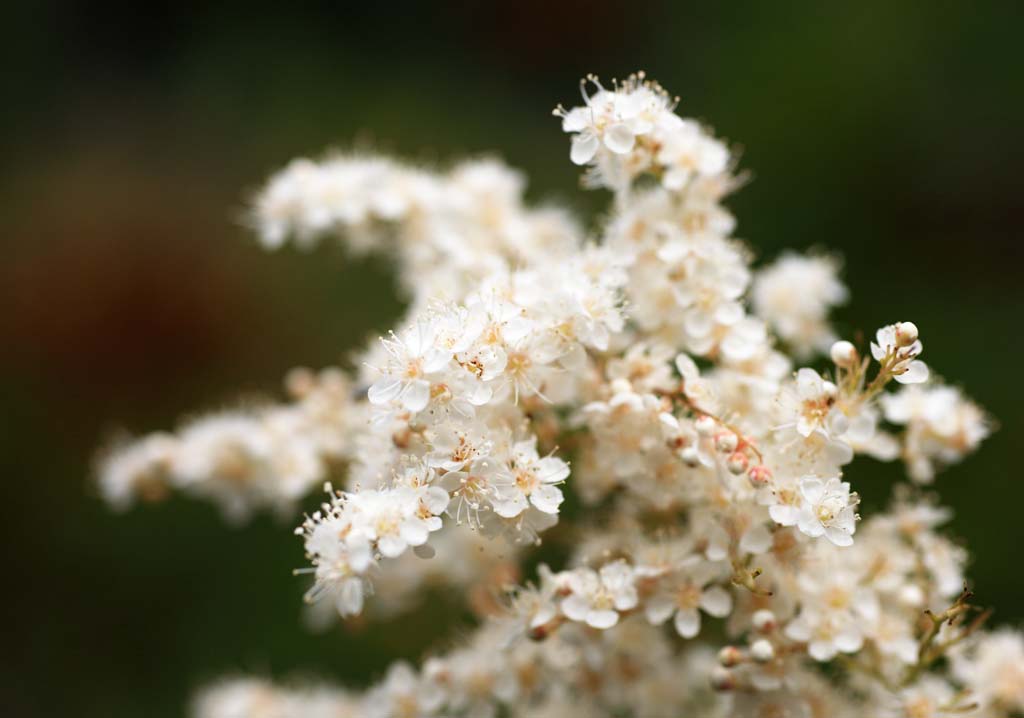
[2, 3, 1021, 716]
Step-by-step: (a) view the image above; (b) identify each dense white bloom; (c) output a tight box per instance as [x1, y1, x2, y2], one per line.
[99, 72, 1008, 718]
[785, 563, 877, 661]
[556, 73, 729, 193]
[752, 252, 847, 358]
[882, 384, 990, 482]
[97, 433, 176, 509]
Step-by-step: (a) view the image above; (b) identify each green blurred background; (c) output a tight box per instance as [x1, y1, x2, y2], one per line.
[2, 2, 1022, 715]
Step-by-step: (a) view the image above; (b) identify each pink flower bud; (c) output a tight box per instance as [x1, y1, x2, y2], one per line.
[714, 431, 738, 453]
[695, 415, 717, 437]
[752, 609, 777, 633]
[727, 451, 749, 474]
[747, 465, 772, 487]
[718, 645, 744, 667]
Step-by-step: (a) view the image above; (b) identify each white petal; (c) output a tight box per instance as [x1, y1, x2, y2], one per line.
[399, 519, 429, 546]
[587, 609, 619, 630]
[570, 132, 599, 165]
[645, 595, 675, 625]
[825, 526, 854, 547]
[797, 509, 825, 538]
[530, 484, 564, 514]
[423, 487, 450, 514]
[739, 524, 772, 554]
[561, 594, 590, 622]
[536, 457, 570, 483]
[674, 353, 700, 381]
[895, 360, 929, 384]
[797, 368, 823, 400]
[560, 107, 590, 132]
[808, 640, 836, 661]
[491, 493, 528, 518]
[799, 476, 825, 504]
[674, 608, 701, 638]
[367, 377, 403, 405]
[769, 504, 799, 527]
[401, 380, 431, 412]
[834, 630, 863, 653]
[784, 618, 811, 642]
[603, 123, 636, 154]
[336, 579, 364, 616]
[377, 533, 406, 558]
[699, 585, 733, 618]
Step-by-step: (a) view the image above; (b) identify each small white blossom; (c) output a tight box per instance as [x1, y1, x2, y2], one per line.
[560, 561, 639, 629]
[643, 557, 733, 638]
[871, 322, 929, 384]
[368, 321, 451, 413]
[771, 476, 859, 547]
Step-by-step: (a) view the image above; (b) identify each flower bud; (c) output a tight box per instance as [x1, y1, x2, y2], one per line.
[679, 446, 701, 467]
[751, 609, 777, 633]
[710, 666, 736, 692]
[750, 639, 774, 663]
[895, 321, 919, 347]
[830, 340, 857, 368]
[747, 465, 772, 488]
[717, 645, 744, 667]
[726, 451, 749, 475]
[695, 415, 717, 437]
[714, 431, 738, 453]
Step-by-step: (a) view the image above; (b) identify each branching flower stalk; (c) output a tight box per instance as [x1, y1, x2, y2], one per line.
[98, 73, 1022, 718]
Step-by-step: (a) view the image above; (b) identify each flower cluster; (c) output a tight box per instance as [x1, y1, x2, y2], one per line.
[99, 73, 1017, 718]
[98, 368, 353, 522]
[555, 72, 728, 192]
[252, 155, 580, 304]
[751, 252, 848, 358]
[882, 383, 992, 483]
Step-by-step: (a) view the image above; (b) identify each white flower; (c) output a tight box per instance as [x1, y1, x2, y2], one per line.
[101, 73, 1005, 718]
[560, 561, 638, 629]
[491, 438, 569, 517]
[785, 603, 867, 662]
[952, 629, 1024, 713]
[871, 322, 929, 384]
[791, 368, 846, 439]
[881, 384, 990, 483]
[785, 552, 879, 661]
[354, 485, 448, 558]
[368, 320, 451, 412]
[752, 252, 847, 358]
[363, 662, 445, 718]
[770, 476, 858, 546]
[644, 557, 733, 638]
[878, 677, 958, 718]
[558, 76, 665, 165]
[656, 119, 729, 189]
[556, 73, 730, 193]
